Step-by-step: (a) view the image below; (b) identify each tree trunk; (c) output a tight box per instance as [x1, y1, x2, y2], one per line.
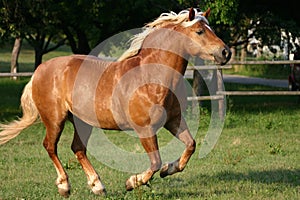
[234, 44, 247, 72]
[240, 43, 246, 61]
[76, 28, 91, 54]
[34, 48, 43, 69]
[29, 36, 66, 69]
[63, 26, 91, 54]
[230, 47, 236, 61]
[10, 37, 22, 80]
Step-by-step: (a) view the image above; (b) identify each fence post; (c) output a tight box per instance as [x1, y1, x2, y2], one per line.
[192, 58, 204, 114]
[217, 69, 225, 120]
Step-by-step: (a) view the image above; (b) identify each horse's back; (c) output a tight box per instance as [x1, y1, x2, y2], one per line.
[31, 55, 110, 125]
[32, 55, 85, 102]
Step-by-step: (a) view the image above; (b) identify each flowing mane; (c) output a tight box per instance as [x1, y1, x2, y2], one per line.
[118, 8, 208, 61]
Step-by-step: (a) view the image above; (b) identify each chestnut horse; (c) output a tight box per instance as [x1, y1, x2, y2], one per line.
[0, 8, 231, 197]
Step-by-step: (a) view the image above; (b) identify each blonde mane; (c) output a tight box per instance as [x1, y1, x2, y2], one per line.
[118, 8, 208, 61]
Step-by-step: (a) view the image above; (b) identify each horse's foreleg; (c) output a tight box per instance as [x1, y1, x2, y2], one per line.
[160, 118, 196, 178]
[125, 133, 162, 191]
[70, 117, 106, 195]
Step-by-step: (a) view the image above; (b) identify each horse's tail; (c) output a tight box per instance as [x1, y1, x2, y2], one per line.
[0, 77, 39, 145]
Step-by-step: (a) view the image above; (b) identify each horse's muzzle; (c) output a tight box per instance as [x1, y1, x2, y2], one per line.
[215, 46, 231, 65]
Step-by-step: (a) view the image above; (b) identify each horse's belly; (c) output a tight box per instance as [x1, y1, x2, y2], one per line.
[95, 108, 132, 130]
[70, 88, 132, 130]
[71, 106, 131, 130]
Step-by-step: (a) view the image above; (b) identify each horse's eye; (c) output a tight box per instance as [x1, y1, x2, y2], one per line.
[196, 30, 204, 35]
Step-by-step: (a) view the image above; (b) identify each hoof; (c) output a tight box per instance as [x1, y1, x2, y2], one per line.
[56, 177, 70, 198]
[58, 187, 70, 198]
[125, 177, 135, 191]
[160, 163, 169, 178]
[160, 161, 180, 178]
[92, 187, 107, 196]
[125, 182, 134, 191]
[125, 175, 142, 191]
[89, 180, 106, 196]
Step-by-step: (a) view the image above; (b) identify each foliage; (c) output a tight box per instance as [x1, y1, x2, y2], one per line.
[0, 0, 67, 67]
[195, 0, 300, 51]
[200, 0, 238, 25]
[1, 0, 300, 67]
[0, 0, 181, 66]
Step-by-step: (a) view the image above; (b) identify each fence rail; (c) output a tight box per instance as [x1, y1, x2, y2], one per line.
[1, 60, 300, 108]
[217, 91, 300, 96]
[186, 65, 232, 70]
[0, 72, 33, 77]
[227, 60, 300, 65]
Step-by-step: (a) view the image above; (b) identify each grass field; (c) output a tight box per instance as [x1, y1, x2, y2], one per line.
[0, 77, 299, 200]
[225, 64, 290, 80]
[0, 43, 299, 199]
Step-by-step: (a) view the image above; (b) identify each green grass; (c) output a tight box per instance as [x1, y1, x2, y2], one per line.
[0, 79, 299, 199]
[225, 64, 291, 80]
[0, 78, 29, 121]
[224, 82, 300, 110]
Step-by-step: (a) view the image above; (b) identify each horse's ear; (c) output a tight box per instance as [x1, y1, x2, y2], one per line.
[202, 8, 211, 18]
[189, 7, 195, 21]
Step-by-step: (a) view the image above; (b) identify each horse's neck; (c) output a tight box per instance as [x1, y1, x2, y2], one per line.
[141, 49, 188, 74]
[137, 26, 188, 75]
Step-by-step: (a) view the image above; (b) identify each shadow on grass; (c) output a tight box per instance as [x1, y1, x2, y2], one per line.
[149, 169, 299, 199]
[214, 169, 300, 186]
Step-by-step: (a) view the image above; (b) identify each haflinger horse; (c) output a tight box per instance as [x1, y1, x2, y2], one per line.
[0, 8, 231, 197]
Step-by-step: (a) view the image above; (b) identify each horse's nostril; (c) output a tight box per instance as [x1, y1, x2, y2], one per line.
[222, 47, 232, 60]
[222, 48, 228, 56]
[222, 49, 225, 56]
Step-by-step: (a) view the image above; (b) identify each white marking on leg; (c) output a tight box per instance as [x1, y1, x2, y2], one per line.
[88, 175, 106, 195]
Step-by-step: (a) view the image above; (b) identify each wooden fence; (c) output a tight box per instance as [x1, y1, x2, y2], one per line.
[187, 60, 300, 118]
[186, 60, 300, 99]
[1, 60, 300, 118]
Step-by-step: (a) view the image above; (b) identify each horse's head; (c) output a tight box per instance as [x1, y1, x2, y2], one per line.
[181, 8, 231, 65]
[118, 8, 231, 65]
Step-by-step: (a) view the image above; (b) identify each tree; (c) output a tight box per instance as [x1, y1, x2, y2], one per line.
[54, 0, 181, 54]
[2, 0, 299, 69]
[0, 0, 67, 68]
[10, 37, 21, 80]
[1, 0, 181, 68]
[199, 0, 300, 57]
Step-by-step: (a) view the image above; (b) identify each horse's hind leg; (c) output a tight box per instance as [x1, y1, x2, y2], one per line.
[42, 118, 70, 197]
[160, 117, 196, 178]
[70, 116, 106, 195]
